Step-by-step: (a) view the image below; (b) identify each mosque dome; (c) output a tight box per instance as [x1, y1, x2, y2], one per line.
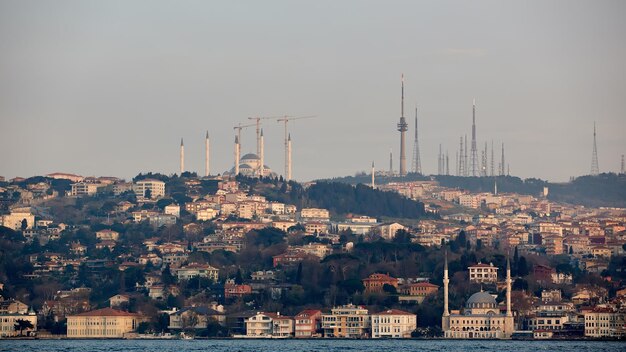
[465, 291, 497, 309]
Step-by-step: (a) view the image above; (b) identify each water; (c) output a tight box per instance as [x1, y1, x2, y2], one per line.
[0, 340, 623, 352]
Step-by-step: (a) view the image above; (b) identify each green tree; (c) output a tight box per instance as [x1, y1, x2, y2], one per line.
[13, 319, 34, 336]
[144, 188, 152, 200]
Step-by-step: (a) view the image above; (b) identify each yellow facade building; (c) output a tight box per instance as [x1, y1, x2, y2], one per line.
[67, 308, 146, 338]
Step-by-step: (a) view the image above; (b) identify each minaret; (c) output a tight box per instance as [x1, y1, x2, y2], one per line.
[287, 133, 292, 181]
[591, 122, 599, 176]
[411, 106, 422, 174]
[470, 99, 478, 176]
[259, 129, 265, 178]
[205, 132, 210, 177]
[506, 256, 512, 317]
[180, 138, 184, 175]
[500, 143, 505, 176]
[443, 250, 450, 317]
[389, 149, 393, 175]
[371, 161, 375, 188]
[397, 74, 408, 176]
[234, 135, 240, 176]
[494, 180, 498, 195]
[446, 150, 449, 176]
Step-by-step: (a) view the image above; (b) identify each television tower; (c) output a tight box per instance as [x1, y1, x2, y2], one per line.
[470, 99, 478, 176]
[397, 74, 408, 176]
[371, 161, 375, 188]
[458, 136, 464, 176]
[490, 140, 495, 177]
[620, 154, 624, 174]
[464, 135, 468, 176]
[411, 106, 422, 174]
[180, 138, 184, 175]
[591, 122, 599, 176]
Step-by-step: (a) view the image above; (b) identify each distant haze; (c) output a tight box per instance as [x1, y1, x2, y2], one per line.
[1, 1, 625, 182]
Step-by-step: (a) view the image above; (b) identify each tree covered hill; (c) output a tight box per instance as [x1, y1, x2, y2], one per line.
[239, 176, 430, 220]
[321, 173, 626, 208]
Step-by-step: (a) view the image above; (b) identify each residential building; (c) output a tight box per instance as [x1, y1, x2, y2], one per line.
[399, 282, 439, 303]
[1, 208, 35, 230]
[378, 222, 405, 240]
[95, 229, 120, 241]
[294, 309, 322, 338]
[362, 273, 398, 294]
[164, 204, 181, 218]
[245, 312, 293, 337]
[322, 304, 370, 338]
[224, 279, 252, 299]
[133, 179, 165, 201]
[168, 306, 225, 331]
[66, 308, 146, 338]
[0, 309, 37, 337]
[300, 208, 330, 220]
[468, 262, 498, 284]
[584, 308, 626, 338]
[70, 182, 102, 196]
[371, 309, 416, 338]
[174, 263, 219, 282]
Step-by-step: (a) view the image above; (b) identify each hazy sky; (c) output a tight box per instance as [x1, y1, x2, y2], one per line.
[1, 0, 625, 182]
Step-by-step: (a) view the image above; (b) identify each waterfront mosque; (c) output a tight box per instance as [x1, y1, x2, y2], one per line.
[442, 253, 515, 339]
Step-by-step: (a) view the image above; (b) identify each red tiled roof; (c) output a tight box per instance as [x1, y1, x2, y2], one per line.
[409, 282, 439, 288]
[72, 308, 139, 317]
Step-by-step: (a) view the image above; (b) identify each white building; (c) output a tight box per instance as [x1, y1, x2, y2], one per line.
[1, 208, 35, 230]
[300, 208, 330, 220]
[164, 204, 180, 218]
[174, 263, 219, 282]
[371, 309, 416, 338]
[133, 179, 165, 201]
[584, 308, 625, 338]
[468, 262, 499, 284]
[245, 312, 293, 337]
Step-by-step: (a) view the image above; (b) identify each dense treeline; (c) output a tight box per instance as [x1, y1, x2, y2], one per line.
[240, 176, 429, 219]
[325, 173, 626, 208]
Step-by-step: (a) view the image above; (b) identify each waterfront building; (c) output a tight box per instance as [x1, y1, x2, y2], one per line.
[66, 308, 146, 338]
[322, 304, 370, 338]
[584, 308, 626, 338]
[371, 309, 416, 338]
[294, 309, 322, 338]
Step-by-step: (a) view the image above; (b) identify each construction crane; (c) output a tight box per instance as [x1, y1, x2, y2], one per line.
[233, 122, 255, 154]
[276, 115, 316, 181]
[247, 116, 281, 158]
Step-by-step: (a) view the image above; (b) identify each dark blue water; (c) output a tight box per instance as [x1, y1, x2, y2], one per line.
[0, 340, 623, 352]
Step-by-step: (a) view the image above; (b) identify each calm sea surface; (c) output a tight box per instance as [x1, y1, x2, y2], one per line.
[0, 340, 624, 352]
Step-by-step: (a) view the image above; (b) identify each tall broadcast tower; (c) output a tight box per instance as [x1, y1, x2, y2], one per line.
[397, 74, 408, 176]
[470, 99, 478, 176]
[411, 106, 422, 174]
[591, 122, 599, 176]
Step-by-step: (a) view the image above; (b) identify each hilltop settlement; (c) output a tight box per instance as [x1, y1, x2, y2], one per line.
[0, 172, 625, 339]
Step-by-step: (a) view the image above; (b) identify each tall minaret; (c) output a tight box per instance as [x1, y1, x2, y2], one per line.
[205, 131, 210, 177]
[259, 129, 265, 178]
[470, 99, 478, 176]
[287, 133, 292, 181]
[443, 250, 450, 317]
[591, 122, 599, 176]
[371, 161, 375, 188]
[506, 256, 512, 317]
[234, 135, 240, 176]
[180, 138, 185, 175]
[397, 74, 408, 176]
[500, 143, 506, 176]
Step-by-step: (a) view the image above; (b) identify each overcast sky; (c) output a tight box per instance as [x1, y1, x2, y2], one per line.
[1, 0, 625, 182]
